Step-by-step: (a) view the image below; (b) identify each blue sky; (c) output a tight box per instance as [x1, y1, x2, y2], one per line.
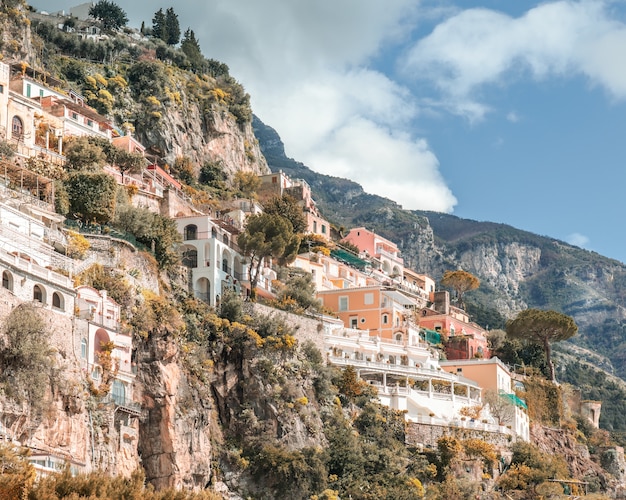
[37, 1, 626, 263]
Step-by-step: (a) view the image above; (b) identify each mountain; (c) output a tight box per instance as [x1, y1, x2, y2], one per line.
[254, 115, 626, 379]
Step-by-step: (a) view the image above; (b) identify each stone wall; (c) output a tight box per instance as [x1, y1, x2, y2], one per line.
[406, 421, 513, 449]
[251, 303, 326, 353]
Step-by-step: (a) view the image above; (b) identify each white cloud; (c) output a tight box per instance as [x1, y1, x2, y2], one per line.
[402, 1, 626, 120]
[140, 0, 458, 212]
[566, 232, 590, 248]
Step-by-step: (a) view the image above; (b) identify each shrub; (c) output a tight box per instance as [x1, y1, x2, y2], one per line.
[0, 304, 54, 413]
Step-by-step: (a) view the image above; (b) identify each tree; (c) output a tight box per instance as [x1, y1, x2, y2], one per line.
[151, 8, 165, 39]
[164, 7, 180, 45]
[64, 136, 106, 171]
[263, 195, 308, 234]
[0, 304, 54, 412]
[506, 308, 578, 383]
[181, 28, 205, 72]
[238, 213, 300, 300]
[483, 389, 516, 425]
[65, 171, 117, 224]
[440, 269, 480, 309]
[115, 150, 145, 181]
[89, 0, 128, 31]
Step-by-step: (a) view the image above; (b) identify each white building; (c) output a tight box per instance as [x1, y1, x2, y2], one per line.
[176, 215, 249, 306]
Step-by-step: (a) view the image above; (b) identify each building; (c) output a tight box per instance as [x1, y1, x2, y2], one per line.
[318, 285, 422, 341]
[75, 285, 137, 412]
[176, 215, 250, 306]
[420, 291, 491, 360]
[439, 357, 530, 441]
[343, 227, 404, 278]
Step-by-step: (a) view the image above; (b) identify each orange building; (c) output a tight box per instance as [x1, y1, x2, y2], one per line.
[318, 286, 419, 341]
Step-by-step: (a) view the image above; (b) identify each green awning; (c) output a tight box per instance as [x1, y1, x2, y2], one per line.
[420, 328, 441, 345]
[500, 392, 528, 409]
[330, 248, 369, 270]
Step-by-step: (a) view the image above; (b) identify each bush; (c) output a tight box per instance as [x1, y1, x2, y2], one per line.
[0, 304, 54, 413]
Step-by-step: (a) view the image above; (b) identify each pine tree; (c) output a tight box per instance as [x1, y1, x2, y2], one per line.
[151, 8, 165, 40]
[181, 28, 205, 72]
[164, 7, 180, 45]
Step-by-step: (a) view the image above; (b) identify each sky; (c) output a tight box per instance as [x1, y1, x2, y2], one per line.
[35, 0, 626, 264]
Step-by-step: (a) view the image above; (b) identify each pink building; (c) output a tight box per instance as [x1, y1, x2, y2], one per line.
[343, 227, 404, 277]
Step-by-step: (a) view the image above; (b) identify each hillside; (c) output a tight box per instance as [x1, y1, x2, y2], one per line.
[254, 116, 626, 380]
[1, 1, 626, 498]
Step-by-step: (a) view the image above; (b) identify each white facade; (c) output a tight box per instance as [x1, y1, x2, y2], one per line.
[76, 286, 135, 405]
[325, 324, 528, 442]
[176, 216, 248, 306]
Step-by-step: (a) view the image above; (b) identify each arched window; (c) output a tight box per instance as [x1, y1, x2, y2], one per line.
[211, 227, 217, 239]
[395, 333, 403, 342]
[33, 284, 44, 303]
[222, 258, 229, 273]
[11, 116, 23, 139]
[52, 292, 64, 310]
[111, 379, 126, 405]
[184, 224, 197, 241]
[382, 314, 389, 325]
[388, 355, 396, 365]
[2, 271, 13, 291]
[182, 248, 198, 268]
[223, 234, 229, 246]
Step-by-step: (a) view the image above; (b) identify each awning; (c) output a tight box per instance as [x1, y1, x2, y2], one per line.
[383, 289, 418, 307]
[500, 392, 528, 409]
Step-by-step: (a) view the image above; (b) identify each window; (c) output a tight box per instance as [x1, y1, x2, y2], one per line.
[382, 314, 388, 324]
[71, 112, 78, 120]
[111, 380, 126, 405]
[81, 339, 87, 359]
[11, 116, 23, 139]
[26, 83, 31, 97]
[39, 89, 44, 97]
[272, 176, 277, 184]
[0, 84, 4, 93]
[181, 248, 197, 268]
[2, 271, 12, 291]
[33, 285, 44, 303]
[87, 119, 93, 127]
[350, 317, 358, 329]
[321, 225, 326, 234]
[364, 293, 374, 305]
[52, 292, 64, 310]
[338, 296, 348, 311]
[184, 224, 197, 240]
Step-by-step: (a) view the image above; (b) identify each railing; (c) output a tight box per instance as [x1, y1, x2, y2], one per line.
[328, 355, 461, 381]
[101, 394, 142, 416]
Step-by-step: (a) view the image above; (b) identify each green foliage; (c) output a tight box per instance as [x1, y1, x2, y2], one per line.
[164, 7, 180, 45]
[0, 304, 54, 412]
[276, 269, 321, 313]
[89, 0, 128, 31]
[250, 445, 328, 500]
[181, 28, 205, 73]
[263, 194, 308, 234]
[507, 309, 578, 382]
[64, 136, 107, 171]
[0, 139, 16, 159]
[497, 441, 571, 494]
[65, 171, 117, 224]
[76, 263, 133, 310]
[238, 213, 300, 299]
[113, 204, 181, 269]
